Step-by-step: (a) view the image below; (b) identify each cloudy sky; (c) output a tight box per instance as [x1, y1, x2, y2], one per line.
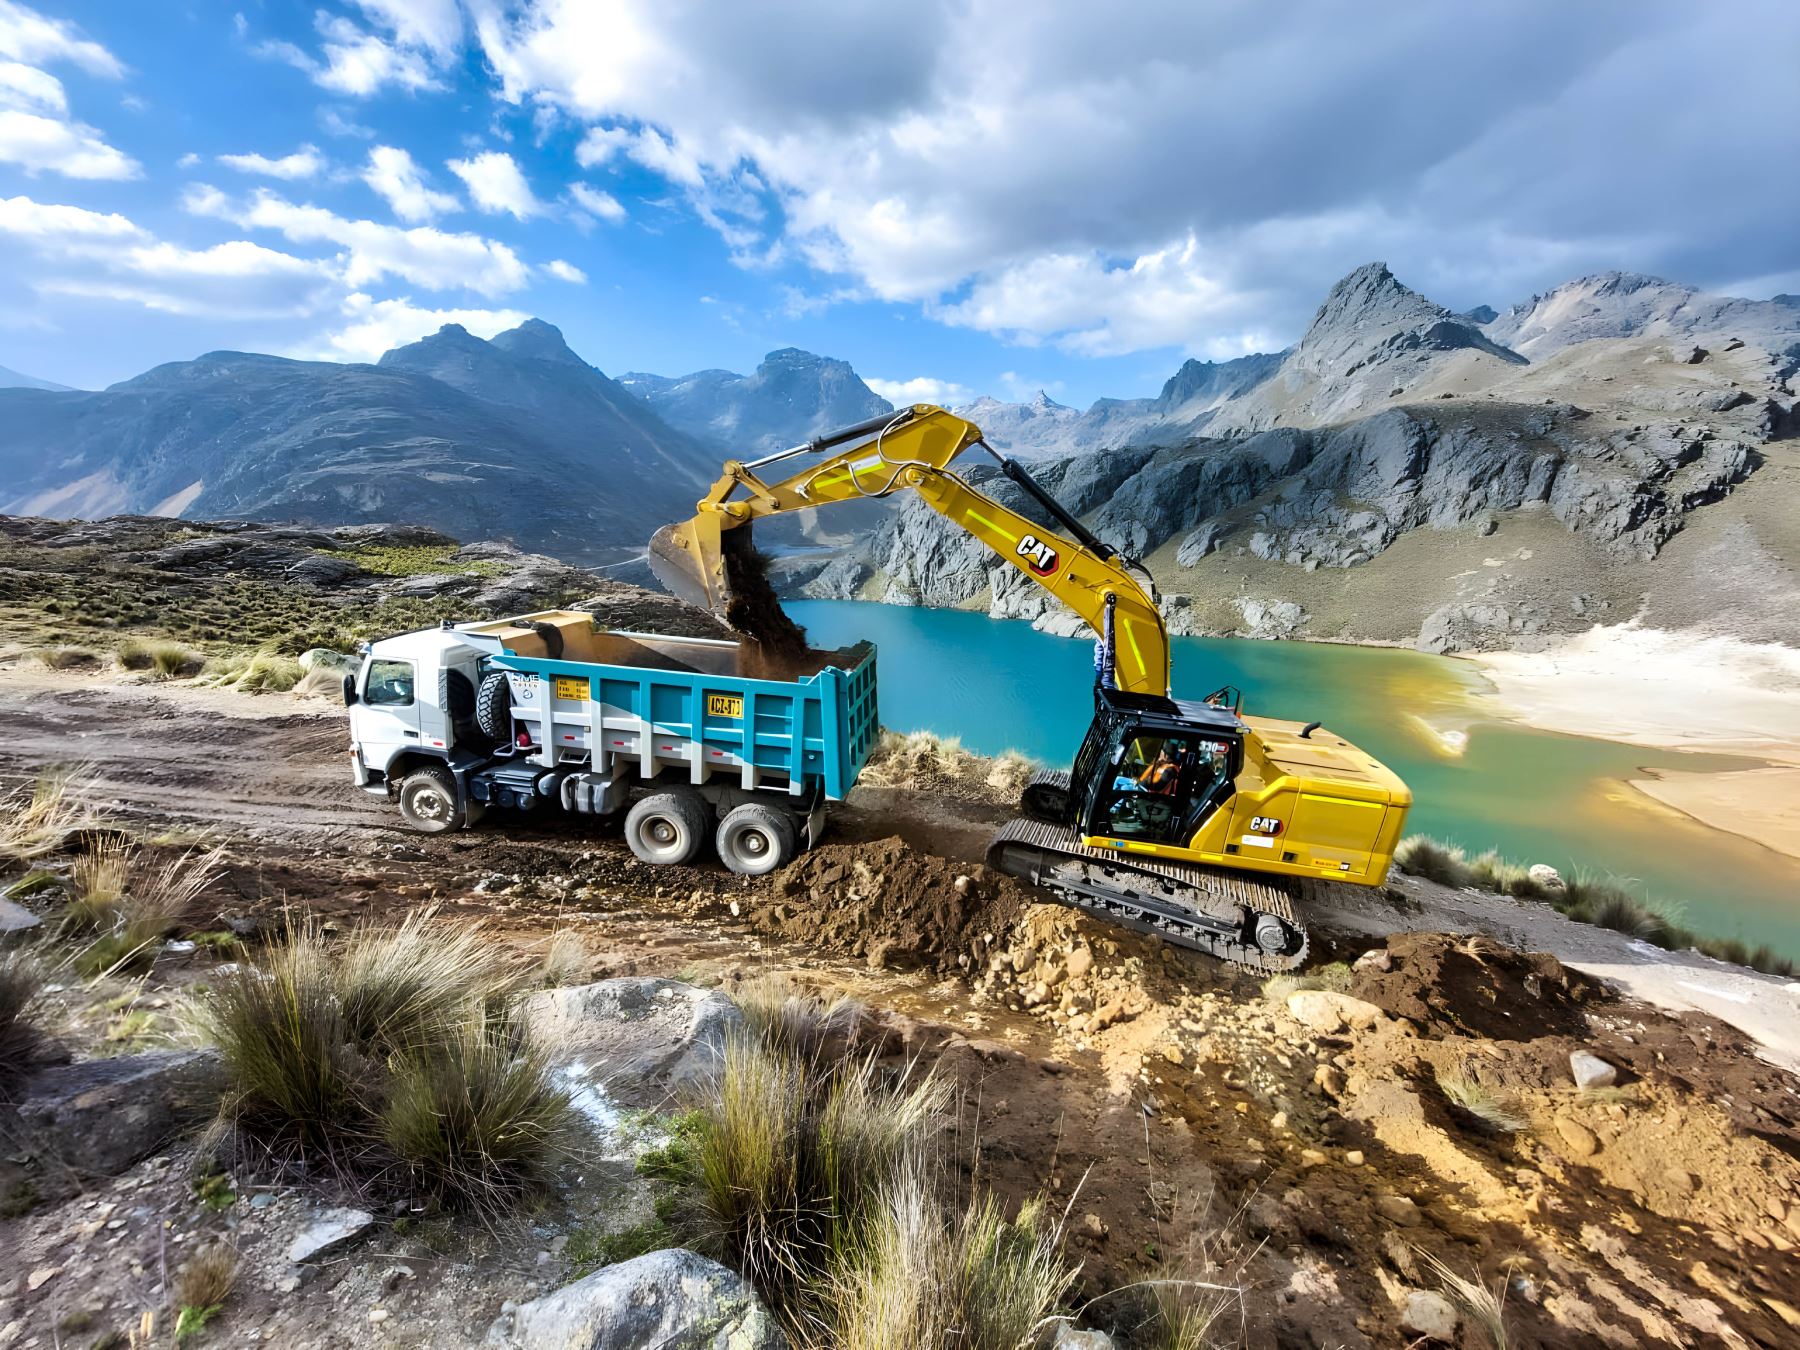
[2, 1, 1796, 405]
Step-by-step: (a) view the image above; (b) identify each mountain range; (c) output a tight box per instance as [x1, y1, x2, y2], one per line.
[792, 265, 1800, 651]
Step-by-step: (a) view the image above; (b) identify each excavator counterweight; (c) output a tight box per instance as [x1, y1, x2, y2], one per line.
[648, 405, 1413, 969]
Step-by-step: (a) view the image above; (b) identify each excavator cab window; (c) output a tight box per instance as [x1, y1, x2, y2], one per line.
[1092, 729, 1235, 845]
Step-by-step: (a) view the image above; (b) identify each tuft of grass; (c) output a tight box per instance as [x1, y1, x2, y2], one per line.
[69, 836, 131, 930]
[195, 914, 566, 1215]
[1437, 1071, 1528, 1134]
[1, 947, 48, 1097]
[0, 767, 93, 861]
[31, 645, 101, 670]
[198, 652, 305, 693]
[292, 664, 346, 700]
[1394, 836, 1473, 888]
[173, 1244, 237, 1342]
[72, 844, 226, 977]
[1137, 1220, 1251, 1350]
[732, 973, 860, 1064]
[380, 1017, 571, 1212]
[829, 1154, 1077, 1350]
[1416, 1246, 1511, 1349]
[537, 929, 593, 988]
[119, 638, 202, 678]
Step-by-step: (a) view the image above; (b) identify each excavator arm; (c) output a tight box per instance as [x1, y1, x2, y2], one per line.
[648, 405, 1171, 696]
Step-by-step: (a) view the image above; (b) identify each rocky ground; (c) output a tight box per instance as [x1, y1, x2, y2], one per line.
[1, 653, 1798, 1349]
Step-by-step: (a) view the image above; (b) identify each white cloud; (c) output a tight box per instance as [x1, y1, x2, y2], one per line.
[254, 12, 443, 98]
[350, 0, 463, 58]
[302, 292, 529, 362]
[447, 150, 541, 219]
[318, 106, 375, 139]
[217, 143, 325, 181]
[363, 144, 457, 222]
[0, 58, 63, 114]
[465, 0, 1800, 356]
[543, 258, 586, 283]
[0, 108, 137, 178]
[185, 183, 532, 296]
[0, 1, 122, 78]
[864, 376, 974, 407]
[0, 192, 140, 239]
[568, 182, 624, 223]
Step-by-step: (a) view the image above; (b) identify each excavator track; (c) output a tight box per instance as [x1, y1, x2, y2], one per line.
[985, 818, 1310, 973]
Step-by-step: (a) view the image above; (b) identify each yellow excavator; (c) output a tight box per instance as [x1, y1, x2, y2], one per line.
[649, 404, 1411, 970]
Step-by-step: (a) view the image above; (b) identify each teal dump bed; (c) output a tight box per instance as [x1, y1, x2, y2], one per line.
[481, 627, 877, 801]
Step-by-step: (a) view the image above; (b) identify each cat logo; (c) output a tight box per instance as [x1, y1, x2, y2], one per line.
[1016, 533, 1059, 577]
[1249, 816, 1283, 835]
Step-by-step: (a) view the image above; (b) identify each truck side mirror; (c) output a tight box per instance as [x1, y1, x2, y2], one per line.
[342, 671, 359, 707]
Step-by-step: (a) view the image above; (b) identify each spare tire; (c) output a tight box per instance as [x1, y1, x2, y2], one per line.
[529, 621, 565, 660]
[475, 671, 513, 740]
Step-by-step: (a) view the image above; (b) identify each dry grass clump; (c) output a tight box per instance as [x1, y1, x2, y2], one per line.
[195, 912, 568, 1213]
[31, 645, 101, 670]
[67, 843, 225, 976]
[292, 664, 346, 700]
[1261, 961, 1352, 1004]
[118, 638, 203, 678]
[173, 1244, 239, 1342]
[860, 729, 1036, 804]
[0, 947, 48, 1097]
[644, 978, 1078, 1345]
[1394, 836, 1474, 888]
[197, 651, 305, 693]
[830, 1156, 1076, 1350]
[1415, 1246, 1511, 1349]
[537, 929, 594, 988]
[0, 768, 93, 861]
[1135, 1213, 1253, 1350]
[1437, 1070, 1529, 1134]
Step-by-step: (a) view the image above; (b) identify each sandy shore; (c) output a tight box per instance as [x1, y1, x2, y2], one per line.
[1467, 624, 1800, 863]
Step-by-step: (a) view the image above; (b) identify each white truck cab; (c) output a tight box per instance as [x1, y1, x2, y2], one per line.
[347, 625, 489, 828]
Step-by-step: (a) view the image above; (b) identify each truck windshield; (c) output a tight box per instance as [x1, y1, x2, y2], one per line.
[365, 659, 416, 707]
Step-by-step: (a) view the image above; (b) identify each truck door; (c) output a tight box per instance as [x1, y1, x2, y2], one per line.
[352, 657, 423, 777]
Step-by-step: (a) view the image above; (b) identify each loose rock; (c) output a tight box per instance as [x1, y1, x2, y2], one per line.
[288, 1208, 376, 1264]
[1401, 1289, 1460, 1341]
[1570, 1051, 1618, 1091]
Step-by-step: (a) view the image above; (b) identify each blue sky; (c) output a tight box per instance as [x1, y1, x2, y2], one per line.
[1, 1, 1796, 407]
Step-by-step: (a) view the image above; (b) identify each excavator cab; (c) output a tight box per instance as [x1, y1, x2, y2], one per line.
[1057, 688, 1244, 849]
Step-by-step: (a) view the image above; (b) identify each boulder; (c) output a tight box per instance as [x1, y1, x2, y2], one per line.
[487, 1248, 784, 1350]
[1286, 990, 1386, 1035]
[1235, 597, 1308, 640]
[331, 523, 456, 548]
[1527, 863, 1565, 892]
[285, 554, 362, 587]
[1569, 1051, 1618, 1091]
[1401, 1289, 1459, 1341]
[1053, 1326, 1118, 1349]
[13, 1049, 224, 1175]
[523, 978, 743, 1101]
[0, 895, 44, 933]
[288, 1207, 376, 1263]
[1175, 522, 1224, 567]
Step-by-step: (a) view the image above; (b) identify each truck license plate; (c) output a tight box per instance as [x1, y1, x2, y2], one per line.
[553, 675, 590, 701]
[706, 693, 744, 718]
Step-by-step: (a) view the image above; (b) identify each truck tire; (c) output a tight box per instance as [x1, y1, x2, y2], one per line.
[624, 791, 710, 866]
[715, 802, 798, 876]
[397, 765, 464, 833]
[475, 672, 512, 740]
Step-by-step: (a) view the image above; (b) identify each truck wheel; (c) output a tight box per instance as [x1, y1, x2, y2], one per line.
[715, 802, 798, 876]
[398, 766, 464, 833]
[624, 792, 709, 866]
[475, 672, 512, 740]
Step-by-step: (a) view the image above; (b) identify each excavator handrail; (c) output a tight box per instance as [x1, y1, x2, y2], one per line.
[649, 404, 1172, 696]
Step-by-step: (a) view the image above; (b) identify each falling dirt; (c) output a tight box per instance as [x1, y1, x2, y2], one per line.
[755, 836, 1032, 973]
[719, 526, 810, 664]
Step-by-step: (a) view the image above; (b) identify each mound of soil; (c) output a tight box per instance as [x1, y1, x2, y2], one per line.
[1349, 932, 1594, 1040]
[720, 527, 809, 661]
[757, 836, 1031, 972]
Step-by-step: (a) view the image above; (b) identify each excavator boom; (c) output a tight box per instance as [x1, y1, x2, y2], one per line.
[648, 405, 1171, 695]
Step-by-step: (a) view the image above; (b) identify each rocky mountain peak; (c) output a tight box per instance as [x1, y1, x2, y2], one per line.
[490, 318, 583, 366]
[1302, 262, 1451, 343]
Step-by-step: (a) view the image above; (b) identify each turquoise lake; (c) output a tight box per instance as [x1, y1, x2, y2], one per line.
[787, 599, 1800, 956]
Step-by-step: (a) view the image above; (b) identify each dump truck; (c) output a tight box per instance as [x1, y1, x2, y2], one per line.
[345, 608, 877, 873]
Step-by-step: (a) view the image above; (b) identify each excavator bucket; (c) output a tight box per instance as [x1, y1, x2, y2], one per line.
[647, 514, 810, 655]
[647, 515, 728, 618]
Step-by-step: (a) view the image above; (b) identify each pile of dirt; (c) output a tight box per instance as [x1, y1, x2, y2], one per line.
[756, 836, 1032, 972]
[1348, 931, 1595, 1040]
[857, 729, 1035, 805]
